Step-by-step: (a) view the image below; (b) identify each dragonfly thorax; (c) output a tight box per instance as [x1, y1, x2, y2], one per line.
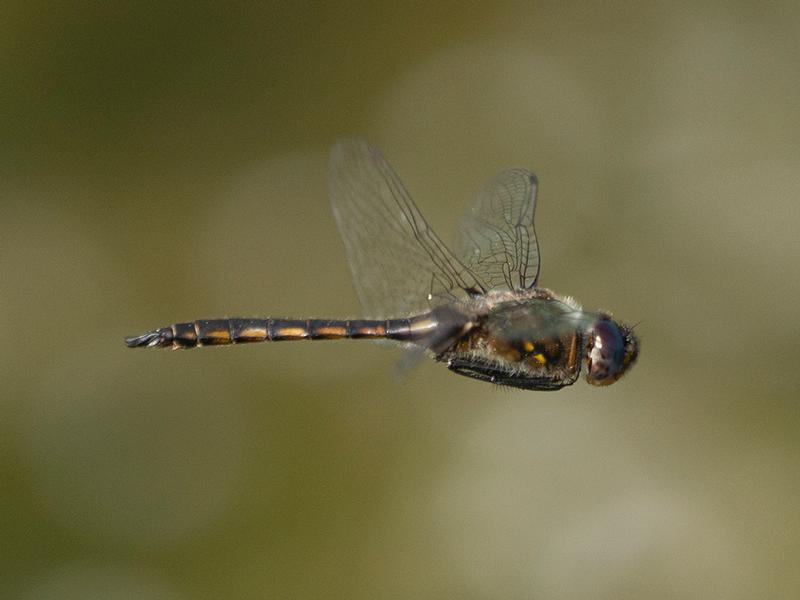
[438, 294, 585, 390]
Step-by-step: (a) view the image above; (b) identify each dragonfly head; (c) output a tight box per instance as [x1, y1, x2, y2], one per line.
[585, 316, 639, 386]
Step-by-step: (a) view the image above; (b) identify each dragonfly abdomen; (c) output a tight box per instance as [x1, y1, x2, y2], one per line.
[125, 315, 439, 349]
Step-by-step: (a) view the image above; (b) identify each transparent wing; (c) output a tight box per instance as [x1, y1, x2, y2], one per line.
[494, 297, 600, 341]
[455, 169, 541, 291]
[329, 139, 487, 317]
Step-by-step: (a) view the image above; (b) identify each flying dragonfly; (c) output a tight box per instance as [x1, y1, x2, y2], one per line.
[126, 140, 639, 390]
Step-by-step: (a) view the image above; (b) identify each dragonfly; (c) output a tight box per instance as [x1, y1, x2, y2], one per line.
[126, 140, 639, 390]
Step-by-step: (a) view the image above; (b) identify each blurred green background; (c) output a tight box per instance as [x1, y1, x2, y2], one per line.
[3, 2, 800, 599]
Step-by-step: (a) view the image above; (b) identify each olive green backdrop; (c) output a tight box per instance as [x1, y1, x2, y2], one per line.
[2, 2, 799, 599]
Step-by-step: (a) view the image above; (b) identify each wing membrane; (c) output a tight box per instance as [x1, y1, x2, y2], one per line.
[329, 139, 487, 317]
[455, 169, 541, 291]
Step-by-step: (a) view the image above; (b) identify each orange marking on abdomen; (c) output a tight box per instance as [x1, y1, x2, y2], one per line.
[273, 326, 308, 339]
[201, 330, 231, 344]
[237, 326, 267, 341]
[313, 326, 347, 337]
[353, 324, 386, 336]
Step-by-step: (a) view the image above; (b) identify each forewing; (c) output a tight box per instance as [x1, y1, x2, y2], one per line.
[455, 169, 541, 291]
[329, 139, 486, 317]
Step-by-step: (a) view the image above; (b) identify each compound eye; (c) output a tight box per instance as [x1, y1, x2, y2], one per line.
[586, 319, 626, 386]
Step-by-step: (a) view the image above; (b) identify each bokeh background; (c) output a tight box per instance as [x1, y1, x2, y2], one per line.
[3, 2, 800, 599]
